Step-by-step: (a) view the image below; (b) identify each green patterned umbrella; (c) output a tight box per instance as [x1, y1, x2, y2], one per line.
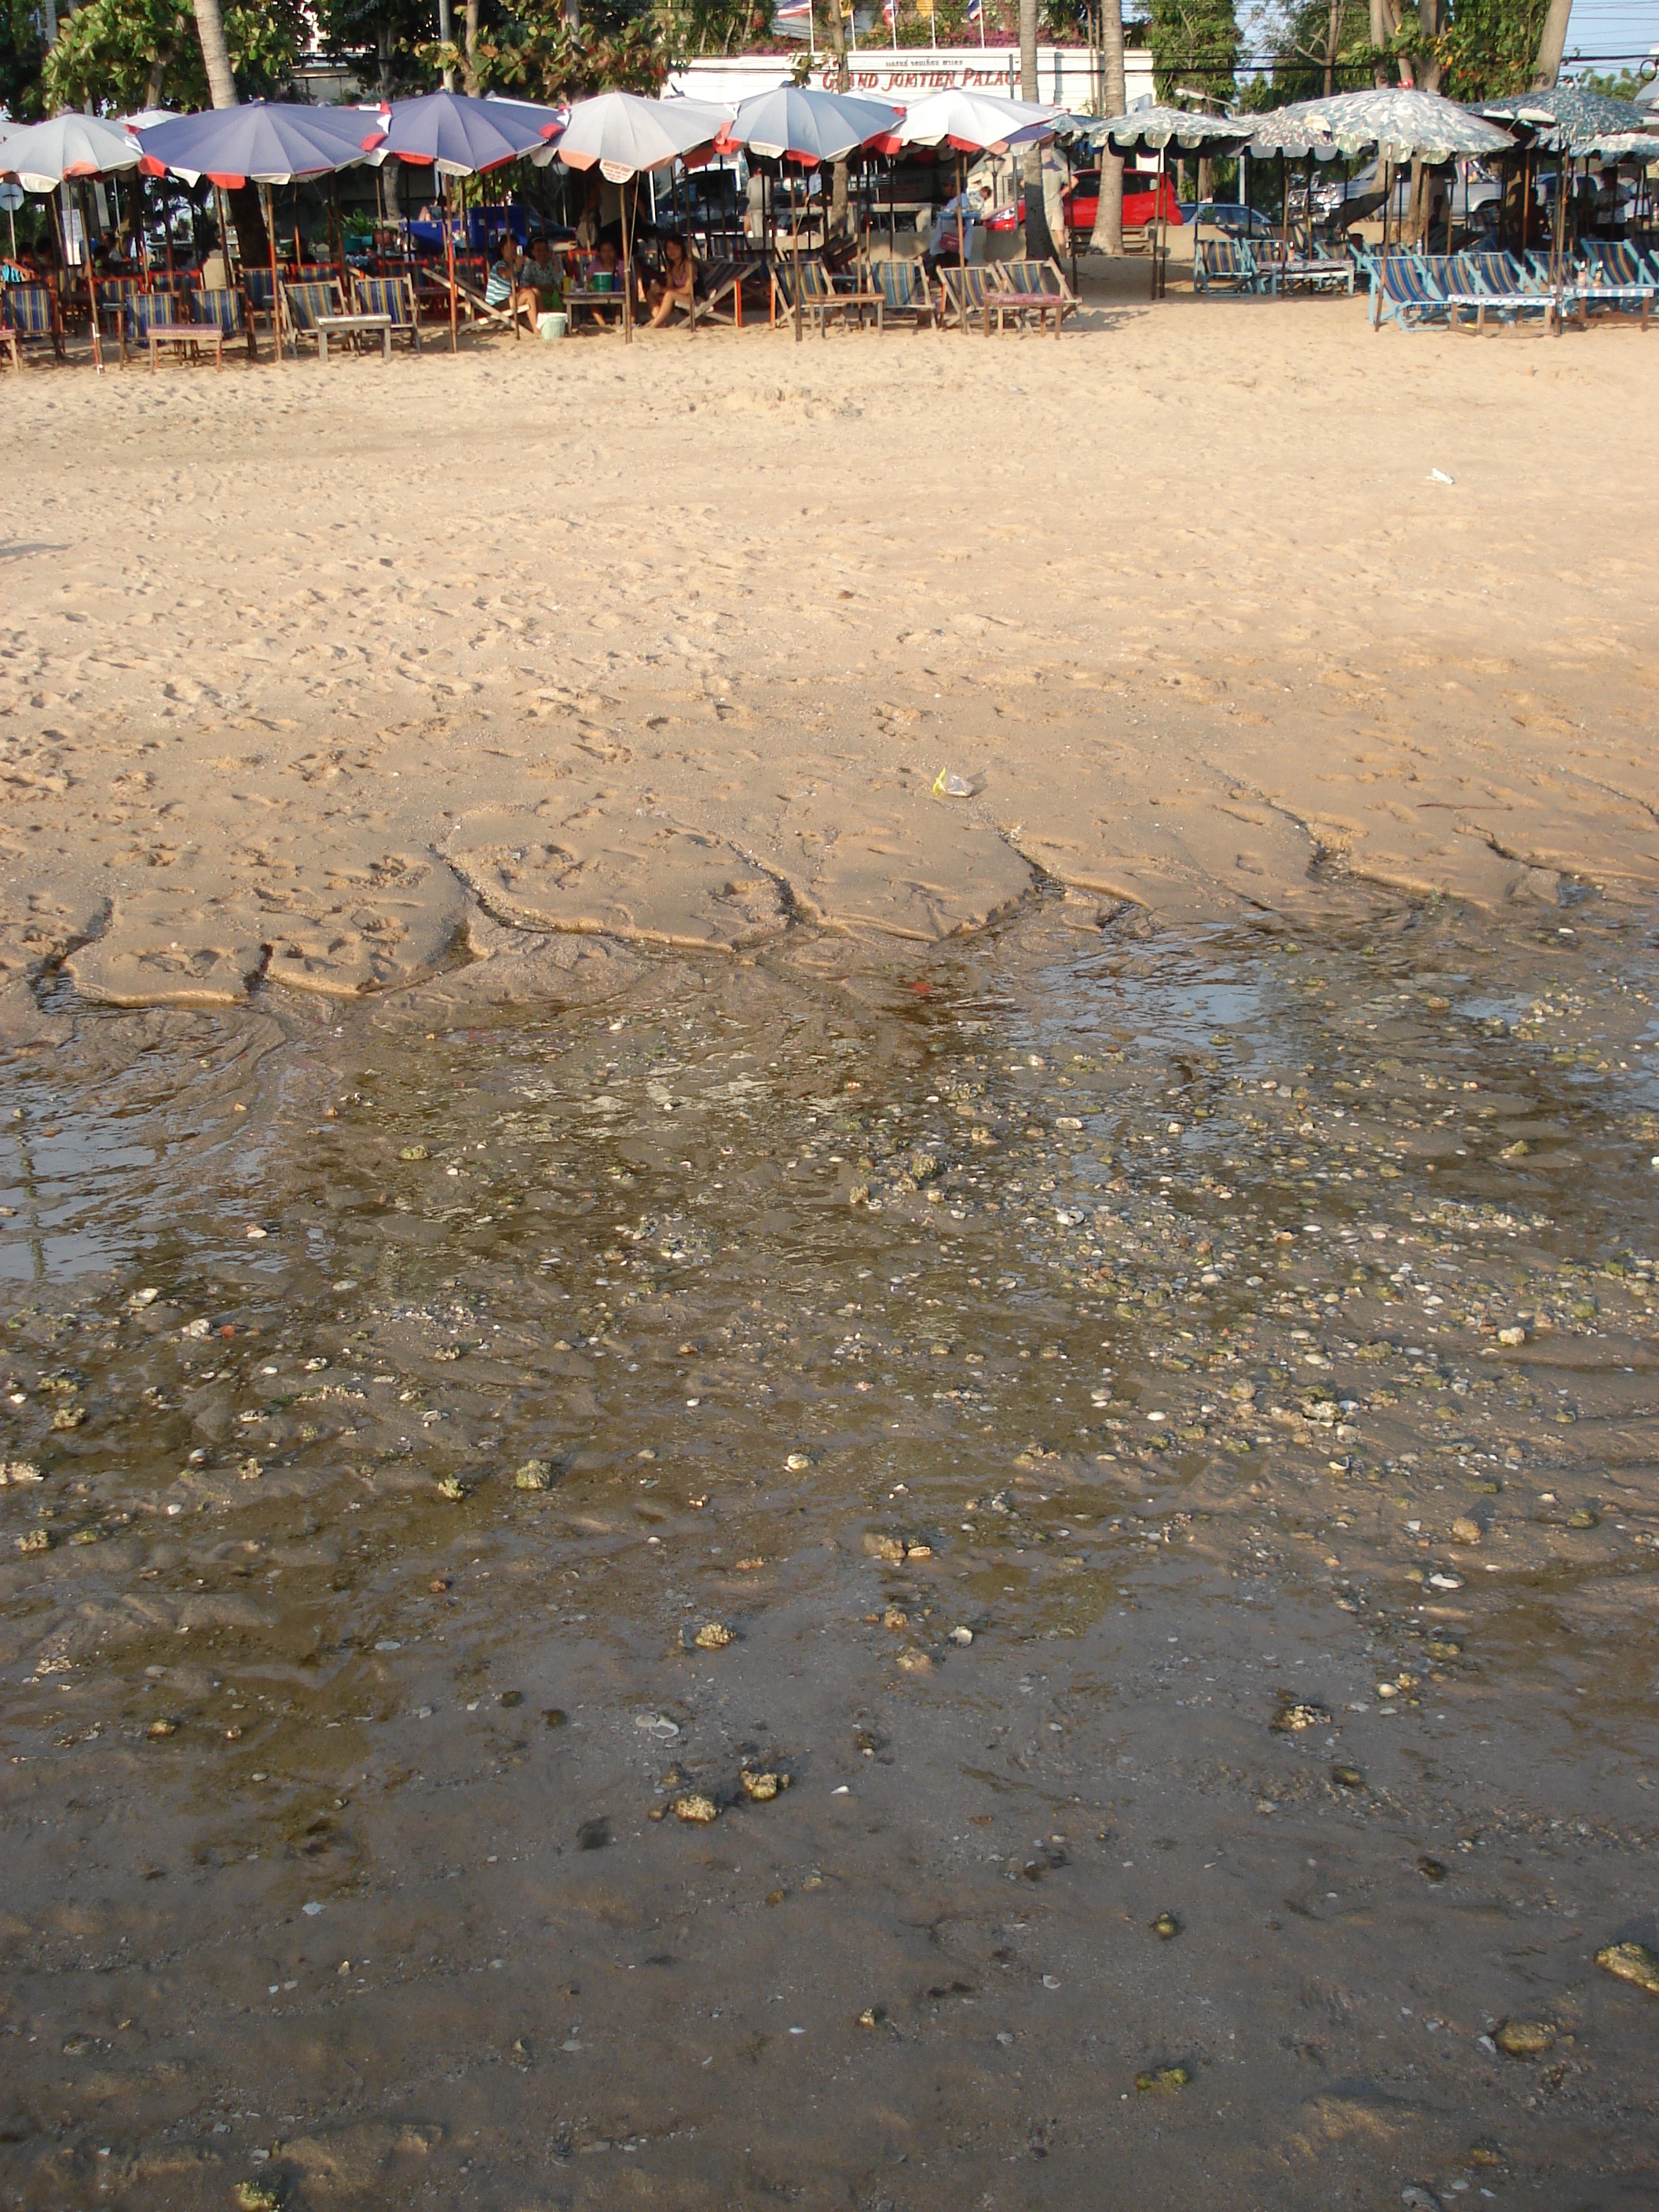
[1478, 82, 1657, 156]
[1077, 106, 1253, 157]
[1249, 89, 1513, 163]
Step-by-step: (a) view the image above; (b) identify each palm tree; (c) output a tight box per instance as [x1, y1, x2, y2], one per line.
[1090, 0, 1125, 254]
[1019, 0, 1057, 259]
[192, 0, 238, 108]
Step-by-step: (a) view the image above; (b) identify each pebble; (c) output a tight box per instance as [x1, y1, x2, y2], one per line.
[244, 1225, 268, 1241]
[740, 1771, 786, 1802]
[897, 1650, 933, 1675]
[672, 1793, 719, 1825]
[1134, 2065, 1190, 2095]
[1566, 1507, 1599, 1530]
[1, 1462, 42, 1485]
[1597, 1940, 1659, 1996]
[514, 1459, 552, 1491]
[1270, 1700, 1331, 1734]
[1493, 2018, 1555, 2057]
[1152, 1912, 1180, 1939]
[949, 1626, 973, 1646]
[1401, 2189, 1446, 2212]
[14, 1529, 50, 1554]
[785, 1453, 811, 1471]
[1424, 1638, 1463, 1661]
[1417, 1857, 1447, 1883]
[857, 2005, 885, 2027]
[692, 1622, 734, 1650]
[147, 1718, 178, 1739]
[1451, 1516, 1483, 1545]
[398, 1145, 430, 1161]
[1497, 1326, 1526, 1346]
[437, 1475, 467, 1500]
[235, 2184, 283, 2212]
[881, 1607, 908, 1631]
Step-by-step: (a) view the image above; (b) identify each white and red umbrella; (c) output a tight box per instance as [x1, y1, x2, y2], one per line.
[555, 93, 734, 342]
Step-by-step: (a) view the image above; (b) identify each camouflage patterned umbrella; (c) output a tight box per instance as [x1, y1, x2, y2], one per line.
[1478, 82, 1656, 157]
[1248, 90, 1512, 164]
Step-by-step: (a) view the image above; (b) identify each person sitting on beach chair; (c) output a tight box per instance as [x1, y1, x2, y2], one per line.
[486, 236, 540, 332]
[646, 234, 697, 328]
[522, 236, 564, 313]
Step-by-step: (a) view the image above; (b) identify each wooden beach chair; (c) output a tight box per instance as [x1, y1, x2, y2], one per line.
[1264, 244, 1353, 295]
[984, 258, 1079, 335]
[771, 256, 884, 335]
[936, 264, 992, 331]
[694, 258, 769, 329]
[1192, 240, 1259, 295]
[284, 277, 393, 361]
[96, 276, 145, 360]
[867, 257, 935, 328]
[351, 273, 422, 351]
[196, 287, 258, 361]
[2, 284, 65, 361]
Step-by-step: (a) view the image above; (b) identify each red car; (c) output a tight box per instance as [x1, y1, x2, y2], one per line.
[1061, 170, 1183, 235]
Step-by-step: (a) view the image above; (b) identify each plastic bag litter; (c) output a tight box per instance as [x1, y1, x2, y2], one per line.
[933, 768, 983, 798]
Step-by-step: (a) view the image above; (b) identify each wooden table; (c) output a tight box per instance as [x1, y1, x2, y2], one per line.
[563, 287, 626, 333]
[980, 291, 1064, 339]
[314, 313, 393, 362]
[147, 322, 225, 372]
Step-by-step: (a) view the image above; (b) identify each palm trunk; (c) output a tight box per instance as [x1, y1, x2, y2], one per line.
[192, 0, 237, 107]
[1019, 0, 1056, 261]
[1090, 0, 1124, 253]
[463, 0, 480, 93]
[826, 2, 850, 236]
[1529, 0, 1572, 87]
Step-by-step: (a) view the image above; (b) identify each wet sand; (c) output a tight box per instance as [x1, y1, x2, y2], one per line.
[3, 274, 1659, 2208]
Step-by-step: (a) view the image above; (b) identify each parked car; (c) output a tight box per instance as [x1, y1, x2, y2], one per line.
[1060, 170, 1184, 236]
[1188, 200, 1279, 240]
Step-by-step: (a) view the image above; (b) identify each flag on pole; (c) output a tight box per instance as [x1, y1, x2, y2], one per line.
[773, 0, 812, 32]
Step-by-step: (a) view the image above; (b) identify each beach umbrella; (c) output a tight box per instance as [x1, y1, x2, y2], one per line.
[2, 113, 147, 371]
[1477, 82, 1650, 153]
[139, 103, 384, 367]
[0, 112, 143, 187]
[1247, 89, 1511, 163]
[379, 90, 562, 352]
[720, 89, 900, 342]
[724, 86, 899, 165]
[1080, 107, 1253, 297]
[892, 90, 1060, 313]
[556, 93, 734, 343]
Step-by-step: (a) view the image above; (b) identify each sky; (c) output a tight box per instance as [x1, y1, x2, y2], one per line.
[1557, 0, 1659, 71]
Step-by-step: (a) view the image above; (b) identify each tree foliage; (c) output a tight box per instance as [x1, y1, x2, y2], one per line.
[314, 0, 441, 97]
[421, 0, 672, 97]
[1148, 0, 1240, 101]
[1, 0, 49, 119]
[41, 0, 308, 112]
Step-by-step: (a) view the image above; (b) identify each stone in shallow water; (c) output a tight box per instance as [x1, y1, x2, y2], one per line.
[1270, 1699, 1331, 1734]
[1493, 2019, 1555, 2057]
[1134, 2065, 1190, 2095]
[692, 1621, 734, 1650]
[1597, 1941, 1659, 1997]
[514, 1458, 552, 1491]
[672, 1793, 719, 1825]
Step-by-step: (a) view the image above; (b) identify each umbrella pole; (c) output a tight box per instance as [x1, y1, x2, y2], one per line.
[623, 181, 633, 346]
[79, 181, 103, 372]
[263, 182, 283, 364]
[793, 173, 802, 345]
[957, 152, 966, 319]
[445, 176, 458, 353]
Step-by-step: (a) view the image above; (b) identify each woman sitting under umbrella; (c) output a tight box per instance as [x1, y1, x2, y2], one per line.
[644, 233, 697, 328]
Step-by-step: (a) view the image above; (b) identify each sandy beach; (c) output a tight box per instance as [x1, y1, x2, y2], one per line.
[3, 267, 1659, 2210]
[4, 265, 1657, 1031]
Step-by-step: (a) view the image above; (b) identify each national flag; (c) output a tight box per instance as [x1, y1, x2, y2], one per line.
[965, 0, 983, 19]
[882, 0, 895, 23]
[773, 0, 812, 26]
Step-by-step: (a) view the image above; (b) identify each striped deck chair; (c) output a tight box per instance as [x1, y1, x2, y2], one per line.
[868, 257, 935, 328]
[282, 279, 345, 355]
[936, 263, 992, 331]
[992, 258, 1079, 329]
[351, 273, 421, 350]
[2, 284, 65, 360]
[692, 258, 769, 328]
[196, 286, 258, 360]
[1371, 253, 1451, 328]
[96, 277, 144, 359]
[1193, 240, 1258, 295]
[771, 256, 883, 335]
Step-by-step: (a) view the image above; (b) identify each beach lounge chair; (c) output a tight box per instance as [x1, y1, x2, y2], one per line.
[196, 287, 258, 361]
[136, 291, 227, 371]
[0, 323, 15, 372]
[983, 258, 1079, 335]
[2, 284, 65, 361]
[282, 278, 345, 355]
[868, 257, 935, 328]
[96, 277, 145, 358]
[1262, 243, 1353, 295]
[936, 264, 993, 331]
[351, 273, 421, 350]
[771, 257, 884, 335]
[693, 258, 769, 329]
[1193, 240, 1258, 295]
[1374, 253, 1559, 334]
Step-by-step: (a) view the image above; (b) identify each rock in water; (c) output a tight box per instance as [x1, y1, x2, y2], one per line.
[1270, 1700, 1331, 1734]
[514, 1459, 552, 1491]
[1597, 1942, 1659, 1997]
[1494, 2019, 1555, 2057]
[672, 1793, 719, 1825]
[692, 1622, 734, 1651]
[1134, 2065, 1190, 2094]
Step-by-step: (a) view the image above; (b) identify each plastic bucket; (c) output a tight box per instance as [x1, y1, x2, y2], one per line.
[538, 312, 568, 342]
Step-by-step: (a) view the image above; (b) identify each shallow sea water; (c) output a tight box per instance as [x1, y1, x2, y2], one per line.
[3, 891, 1658, 2210]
